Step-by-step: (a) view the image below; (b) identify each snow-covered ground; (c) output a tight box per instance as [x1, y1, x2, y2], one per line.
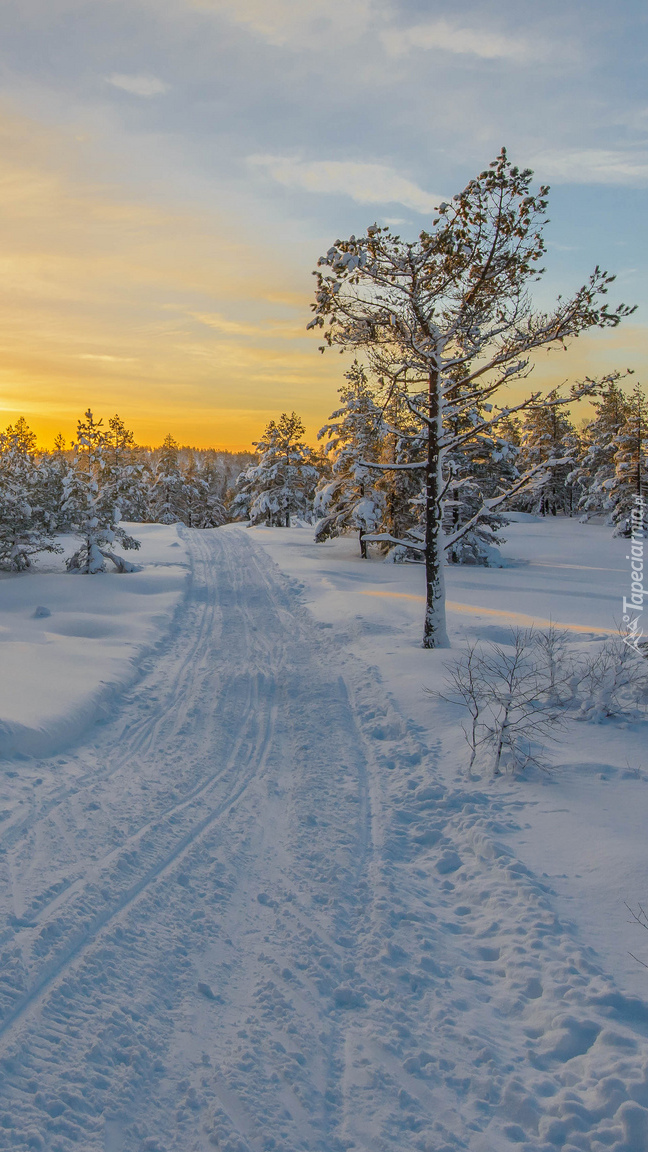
[0, 524, 188, 759]
[250, 519, 648, 999]
[1, 520, 647, 1152]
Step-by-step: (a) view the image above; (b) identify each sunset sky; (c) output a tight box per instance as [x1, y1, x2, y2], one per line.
[0, 0, 646, 449]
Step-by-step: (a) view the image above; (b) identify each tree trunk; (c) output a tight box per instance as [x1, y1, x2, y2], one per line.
[359, 529, 367, 559]
[423, 368, 450, 649]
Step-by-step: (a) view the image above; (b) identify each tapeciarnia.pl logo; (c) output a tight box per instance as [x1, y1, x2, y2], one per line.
[622, 494, 646, 652]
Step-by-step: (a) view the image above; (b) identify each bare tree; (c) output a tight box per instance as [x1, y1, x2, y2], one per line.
[309, 149, 634, 647]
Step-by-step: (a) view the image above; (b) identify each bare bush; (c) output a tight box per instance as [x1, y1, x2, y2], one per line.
[574, 635, 648, 722]
[438, 628, 565, 776]
[438, 625, 648, 776]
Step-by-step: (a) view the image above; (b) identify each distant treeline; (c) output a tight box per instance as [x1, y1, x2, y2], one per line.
[0, 375, 645, 573]
[0, 411, 255, 572]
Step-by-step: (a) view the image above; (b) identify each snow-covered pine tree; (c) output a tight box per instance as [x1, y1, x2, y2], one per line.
[514, 394, 580, 516]
[234, 412, 319, 527]
[0, 418, 61, 570]
[573, 380, 631, 519]
[442, 472, 509, 566]
[39, 434, 75, 533]
[191, 455, 228, 528]
[65, 409, 140, 573]
[441, 386, 518, 565]
[171, 453, 225, 528]
[607, 383, 648, 536]
[104, 414, 150, 523]
[148, 434, 185, 524]
[314, 364, 386, 556]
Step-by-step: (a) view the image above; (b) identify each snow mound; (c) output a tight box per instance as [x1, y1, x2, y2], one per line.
[0, 523, 189, 759]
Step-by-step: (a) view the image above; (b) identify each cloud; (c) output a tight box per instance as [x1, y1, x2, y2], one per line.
[382, 19, 538, 63]
[77, 354, 136, 362]
[188, 0, 371, 46]
[191, 311, 259, 336]
[248, 156, 440, 214]
[529, 149, 648, 185]
[106, 74, 169, 97]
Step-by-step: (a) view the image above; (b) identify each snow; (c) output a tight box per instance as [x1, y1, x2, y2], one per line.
[1, 518, 647, 1151]
[0, 523, 188, 758]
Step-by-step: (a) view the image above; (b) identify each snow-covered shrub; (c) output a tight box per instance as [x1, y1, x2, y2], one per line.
[532, 626, 648, 722]
[572, 636, 648, 722]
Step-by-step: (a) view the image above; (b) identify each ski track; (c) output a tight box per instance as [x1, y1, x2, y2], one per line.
[1, 528, 648, 1151]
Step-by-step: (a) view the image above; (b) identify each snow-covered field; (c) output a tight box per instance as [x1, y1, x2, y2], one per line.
[1, 519, 648, 1152]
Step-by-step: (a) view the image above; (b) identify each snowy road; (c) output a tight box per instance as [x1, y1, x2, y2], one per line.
[2, 528, 648, 1151]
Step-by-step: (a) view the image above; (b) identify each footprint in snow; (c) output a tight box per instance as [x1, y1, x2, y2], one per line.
[436, 850, 462, 875]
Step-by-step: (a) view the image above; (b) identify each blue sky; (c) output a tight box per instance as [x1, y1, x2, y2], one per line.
[0, 0, 645, 446]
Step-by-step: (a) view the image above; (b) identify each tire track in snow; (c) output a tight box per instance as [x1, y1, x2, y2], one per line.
[0, 674, 278, 1042]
